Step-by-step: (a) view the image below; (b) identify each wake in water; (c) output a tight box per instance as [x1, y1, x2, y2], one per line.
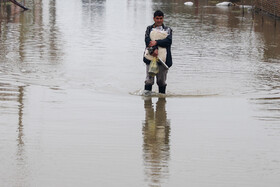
[130, 89, 219, 98]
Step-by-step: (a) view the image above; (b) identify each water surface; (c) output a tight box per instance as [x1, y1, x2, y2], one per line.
[1, 0, 280, 186]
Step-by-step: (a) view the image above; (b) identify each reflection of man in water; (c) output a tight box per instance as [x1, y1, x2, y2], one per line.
[142, 97, 170, 185]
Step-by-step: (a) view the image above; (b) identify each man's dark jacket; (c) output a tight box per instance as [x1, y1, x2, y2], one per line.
[143, 24, 173, 68]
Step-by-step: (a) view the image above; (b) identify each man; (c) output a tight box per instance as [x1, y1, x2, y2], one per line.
[143, 10, 172, 94]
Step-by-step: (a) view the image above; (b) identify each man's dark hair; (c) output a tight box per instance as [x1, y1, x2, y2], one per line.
[154, 10, 164, 18]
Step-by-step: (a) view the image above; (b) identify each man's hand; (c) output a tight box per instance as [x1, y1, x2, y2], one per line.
[149, 40, 157, 47]
[152, 49, 158, 57]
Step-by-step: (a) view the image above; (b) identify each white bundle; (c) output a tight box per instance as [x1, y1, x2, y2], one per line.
[144, 29, 168, 63]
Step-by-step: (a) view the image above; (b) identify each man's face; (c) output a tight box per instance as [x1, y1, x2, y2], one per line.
[153, 16, 164, 27]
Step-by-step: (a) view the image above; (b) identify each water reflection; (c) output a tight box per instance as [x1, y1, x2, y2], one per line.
[81, 0, 106, 22]
[142, 97, 170, 186]
[47, 0, 60, 62]
[15, 85, 28, 186]
[81, 0, 106, 49]
[253, 13, 280, 62]
[17, 86, 24, 146]
[0, 0, 22, 21]
[0, 0, 62, 64]
[250, 15, 280, 122]
[0, 0, 63, 89]
[252, 97, 280, 122]
[0, 81, 28, 185]
[1, 1, 61, 184]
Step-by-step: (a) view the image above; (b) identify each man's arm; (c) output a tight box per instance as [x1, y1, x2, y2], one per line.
[145, 26, 152, 47]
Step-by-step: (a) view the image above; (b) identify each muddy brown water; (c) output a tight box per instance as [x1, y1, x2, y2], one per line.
[1, 0, 280, 186]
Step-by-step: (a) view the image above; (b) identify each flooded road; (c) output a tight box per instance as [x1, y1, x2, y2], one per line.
[1, 0, 280, 186]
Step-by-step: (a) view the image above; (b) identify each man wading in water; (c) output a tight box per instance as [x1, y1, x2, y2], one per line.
[143, 10, 173, 94]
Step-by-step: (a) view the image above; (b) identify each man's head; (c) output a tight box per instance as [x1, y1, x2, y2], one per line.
[153, 10, 164, 27]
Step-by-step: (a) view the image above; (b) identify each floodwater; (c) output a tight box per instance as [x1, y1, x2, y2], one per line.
[1, 0, 280, 186]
